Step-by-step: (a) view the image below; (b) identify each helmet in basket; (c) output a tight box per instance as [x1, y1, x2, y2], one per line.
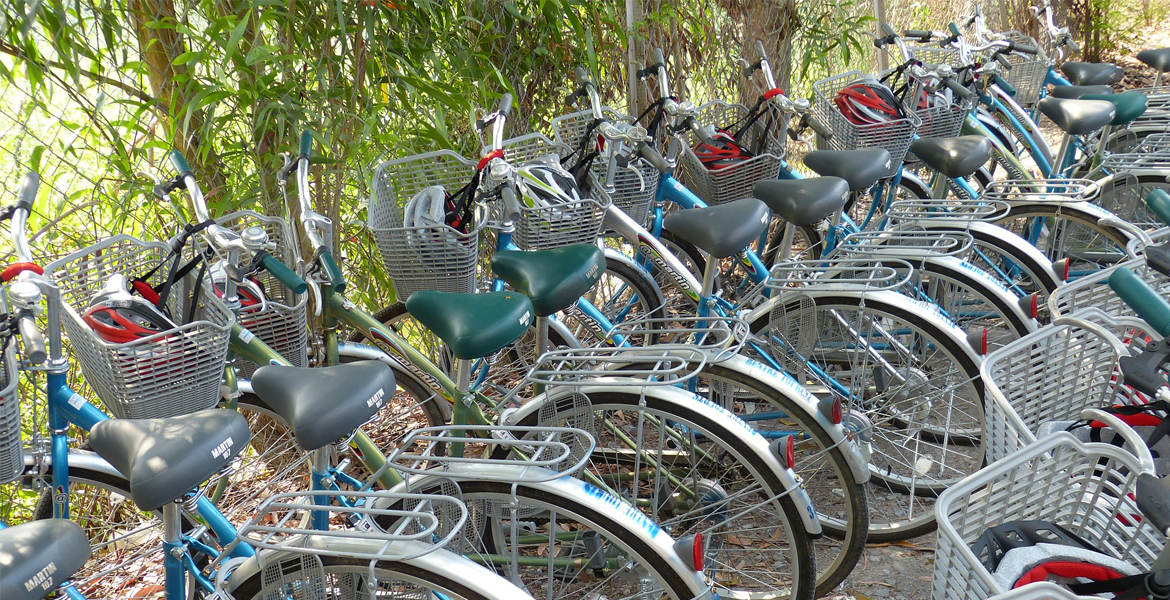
[970, 520, 1140, 591]
[692, 130, 754, 171]
[515, 162, 586, 208]
[83, 274, 176, 344]
[834, 80, 907, 125]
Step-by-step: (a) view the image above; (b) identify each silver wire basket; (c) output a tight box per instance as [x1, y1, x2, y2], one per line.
[45, 235, 234, 419]
[933, 432, 1166, 600]
[369, 150, 483, 300]
[213, 211, 308, 376]
[813, 72, 922, 178]
[676, 100, 787, 205]
[551, 107, 660, 227]
[988, 32, 1049, 105]
[1048, 257, 1170, 319]
[0, 342, 21, 484]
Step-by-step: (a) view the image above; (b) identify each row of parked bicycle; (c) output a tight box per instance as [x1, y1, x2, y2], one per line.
[2, 0, 1170, 598]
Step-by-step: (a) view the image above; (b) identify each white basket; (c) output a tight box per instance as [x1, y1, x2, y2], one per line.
[551, 107, 659, 227]
[813, 71, 922, 179]
[496, 133, 611, 251]
[981, 309, 1148, 465]
[0, 343, 21, 484]
[44, 235, 234, 419]
[213, 211, 308, 376]
[1048, 257, 1170, 320]
[676, 100, 787, 205]
[933, 432, 1167, 600]
[368, 150, 482, 300]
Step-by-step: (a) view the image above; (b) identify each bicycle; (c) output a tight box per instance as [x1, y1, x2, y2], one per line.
[154, 119, 827, 599]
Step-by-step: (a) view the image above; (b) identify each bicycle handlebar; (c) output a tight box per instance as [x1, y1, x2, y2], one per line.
[501, 184, 521, 222]
[16, 310, 46, 365]
[258, 253, 308, 294]
[944, 76, 976, 99]
[1109, 267, 1170, 338]
[12, 172, 38, 263]
[574, 66, 589, 84]
[1144, 189, 1170, 228]
[638, 143, 671, 174]
[291, 130, 346, 293]
[16, 172, 38, 215]
[652, 47, 665, 65]
[166, 150, 245, 253]
[805, 114, 833, 139]
[881, 23, 897, 37]
[903, 30, 932, 41]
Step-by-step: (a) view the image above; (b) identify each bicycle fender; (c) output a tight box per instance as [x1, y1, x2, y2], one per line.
[377, 463, 717, 600]
[226, 541, 545, 600]
[507, 382, 824, 536]
[915, 221, 1061, 289]
[23, 448, 124, 483]
[924, 255, 1037, 334]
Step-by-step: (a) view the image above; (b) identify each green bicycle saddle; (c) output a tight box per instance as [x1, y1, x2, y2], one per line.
[491, 244, 606, 317]
[1081, 91, 1147, 126]
[406, 290, 534, 360]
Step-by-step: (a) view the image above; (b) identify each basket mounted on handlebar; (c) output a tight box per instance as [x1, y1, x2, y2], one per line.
[44, 235, 234, 419]
[552, 107, 660, 227]
[0, 339, 20, 484]
[675, 99, 787, 205]
[813, 71, 922, 179]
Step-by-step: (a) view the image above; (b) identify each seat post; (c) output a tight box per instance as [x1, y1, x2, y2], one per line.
[1053, 131, 1072, 176]
[310, 447, 332, 530]
[775, 222, 796, 264]
[162, 502, 186, 597]
[930, 171, 949, 198]
[450, 358, 474, 457]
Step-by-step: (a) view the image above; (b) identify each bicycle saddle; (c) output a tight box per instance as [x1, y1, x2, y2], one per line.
[1137, 48, 1170, 73]
[752, 177, 850, 227]
[1048, 84, 1113, 99]
[0, 520, 91, 600]
[802, 148, 892, 192]
[663, 198, 771, 258]
[1038, 97, 1117, 135]
[1080, 91, 1148, 126]
[491, 244, 606, 317]
[88, 409, 251, 510]
[908, 136, 992, 180]
[406, 291, 533, 360]
[251, 362, 397, 451]
[1060, 61, 1125, 86]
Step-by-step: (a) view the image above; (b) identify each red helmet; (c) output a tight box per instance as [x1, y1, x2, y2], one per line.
[834, 81, 907, 125]
[83, 274, 176, 344]
[693, 131, 754, 170]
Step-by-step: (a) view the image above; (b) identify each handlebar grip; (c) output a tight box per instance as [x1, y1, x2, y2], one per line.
[948, 22, 961, 37]
[1108, 267, 1170, 337]
[638, 143, 671, 174]
[1012, 43, 1040, 55]
[881, 23, 897, 37]
[754, 40, 767, 59]
[501, 185, 521, 222]
[299, 130, 314, 158]
[260, 254, 308, 294]
[318, 250, 346, 294]
[944, 77, 975, 99]
[574, 66, 590, 84]
[807, 115, 833, 139]
[16, 172, 39, 214]
[904, 30, 932, 40]
[652, 47, 665, 65]
[16, 313, 46, 365]
[168, 149, 193, 177]
[497, 93, 513, 118]
[1145, 189, 1170, 228]
[1067, 36, 1080, 54]
[1135, 473, 1170, 535]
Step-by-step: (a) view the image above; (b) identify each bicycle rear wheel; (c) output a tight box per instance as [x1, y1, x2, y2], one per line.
[748, 290, 985, 540]
[228, 552, 537, 600]
[506, 385, 818, 600]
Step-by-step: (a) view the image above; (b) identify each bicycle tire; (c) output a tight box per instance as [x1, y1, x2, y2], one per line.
[505, 385, 818, 600]
[377, 475, 711, 600]
[747, 289, 985, 540]
[227, 552, 537, 600]
[690, 360, 868, 597]
[917, 256, 1034, 349]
